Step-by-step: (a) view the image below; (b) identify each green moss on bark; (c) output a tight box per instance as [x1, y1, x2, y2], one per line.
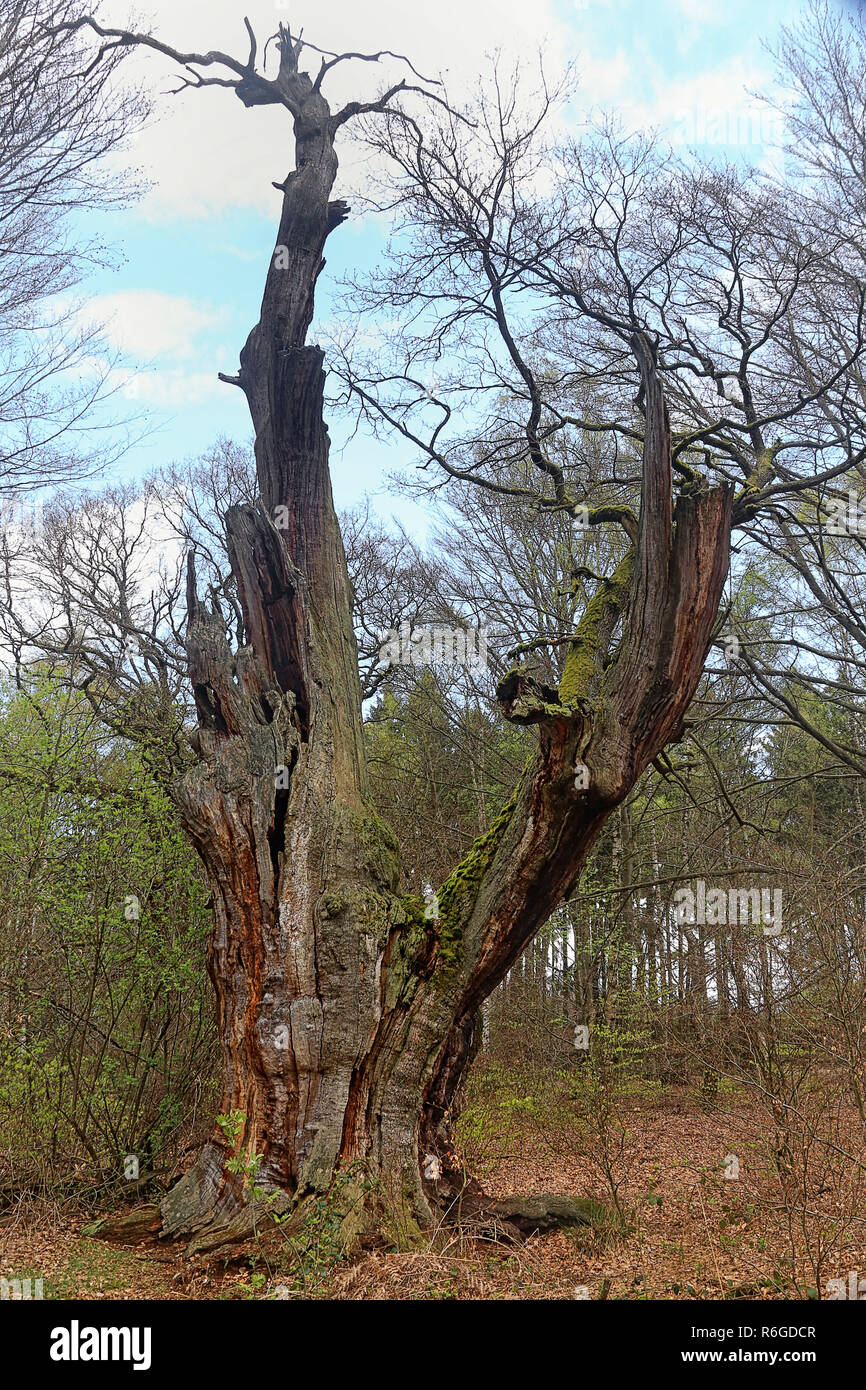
[352, 804, 401, 890]
[433, 788, 520, 978]
[383, 894, 432, 1010]
[736, 443, 781, 517]
[558, 550, 634, 705]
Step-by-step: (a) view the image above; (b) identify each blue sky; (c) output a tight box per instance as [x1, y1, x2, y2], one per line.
[73, 0, 812, 531]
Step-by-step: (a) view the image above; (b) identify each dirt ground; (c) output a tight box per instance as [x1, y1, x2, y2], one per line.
[2, 1087, 863, 1300]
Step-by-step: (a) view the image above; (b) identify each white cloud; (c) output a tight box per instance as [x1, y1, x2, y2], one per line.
[100, 0, 573, 219]
[80, 290, 226, 361]
[116, 366, 226, 407]
[576, 49, 635, 109]
[88, 0, 788, 222]
[578, 47, 783, 150]
[220, 244, 260, 263]
[672, 0, 726, 25]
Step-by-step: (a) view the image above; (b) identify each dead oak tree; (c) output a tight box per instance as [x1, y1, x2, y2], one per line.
[54, 16, 732, 1250]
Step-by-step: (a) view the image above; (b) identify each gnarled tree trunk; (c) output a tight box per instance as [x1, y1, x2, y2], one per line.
[153, 26, 732, 1251]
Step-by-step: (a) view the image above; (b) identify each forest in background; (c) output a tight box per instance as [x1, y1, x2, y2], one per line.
[2, 0, 866, 1304]
[3, 473, 866, 1298]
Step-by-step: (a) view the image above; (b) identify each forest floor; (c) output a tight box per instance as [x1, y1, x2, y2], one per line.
[2, 1079, 863, 1300]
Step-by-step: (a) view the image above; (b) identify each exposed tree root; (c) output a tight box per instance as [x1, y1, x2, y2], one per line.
[81, 1183, 619, 1258]
[154, 1145, 294, 1258]
[81, 1204, 163, 1243]
[439, 1179, 621, 1244]
[485, 1193, 619, 1236]
[158, 1145, 236, 1243]
[80, 1139, 618, 1261]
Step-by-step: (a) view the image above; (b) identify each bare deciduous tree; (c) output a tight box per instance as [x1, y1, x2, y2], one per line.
[35, 12, 860, 1254]
[0, 1, 143, 493]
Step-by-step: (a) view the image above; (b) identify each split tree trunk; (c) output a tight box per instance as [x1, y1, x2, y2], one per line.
[158, 27, 733, 1249]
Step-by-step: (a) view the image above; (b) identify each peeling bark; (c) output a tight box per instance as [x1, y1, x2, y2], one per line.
[150, 26, 732, 1249]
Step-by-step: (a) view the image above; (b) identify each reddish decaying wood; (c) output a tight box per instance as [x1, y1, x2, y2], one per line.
[155, 25, 733, 1247]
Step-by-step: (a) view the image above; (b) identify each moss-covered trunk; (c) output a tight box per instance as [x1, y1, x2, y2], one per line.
[151, 26, 732, 1250]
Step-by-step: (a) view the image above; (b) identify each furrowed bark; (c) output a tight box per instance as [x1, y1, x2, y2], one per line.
[160, 28, 392, 1244]
[421, 395, 733, 1182]
[142, 26, 733, 1252]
